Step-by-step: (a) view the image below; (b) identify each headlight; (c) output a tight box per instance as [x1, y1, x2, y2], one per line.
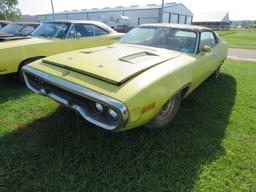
[94, 103, 104, 114]
[108, 109, 118, 121]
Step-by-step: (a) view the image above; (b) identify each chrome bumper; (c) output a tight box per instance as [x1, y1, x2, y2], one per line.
[22, 66, 128, 131]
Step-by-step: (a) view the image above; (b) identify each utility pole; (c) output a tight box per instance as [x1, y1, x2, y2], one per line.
[50, 0, 55, 20]
[161, 0, 164, 23]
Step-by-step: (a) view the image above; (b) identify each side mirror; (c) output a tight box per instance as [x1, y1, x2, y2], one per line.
[201, 46, 211, 53]
[76, 32, 82, 39]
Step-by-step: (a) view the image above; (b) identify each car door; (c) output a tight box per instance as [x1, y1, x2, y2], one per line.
[91, 24, 122, 46]
[60, 23, 109, 52]
[192, 31, 219, 88]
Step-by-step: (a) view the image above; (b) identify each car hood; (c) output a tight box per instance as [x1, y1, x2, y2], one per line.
[0, 37, 53, 49]
[42, 43, 180, 85]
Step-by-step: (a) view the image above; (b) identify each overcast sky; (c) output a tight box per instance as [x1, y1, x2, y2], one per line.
[17, 0, 256, 21]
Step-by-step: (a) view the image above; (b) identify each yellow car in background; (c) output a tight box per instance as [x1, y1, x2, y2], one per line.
[0, 20, 122, 80]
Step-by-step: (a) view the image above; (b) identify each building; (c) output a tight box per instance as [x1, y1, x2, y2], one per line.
[192, 11, 230, 30]
[23, 2, 193, 30]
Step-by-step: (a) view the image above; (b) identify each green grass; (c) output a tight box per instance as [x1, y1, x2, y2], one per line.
[217, 30, 256, 49]
[0, 60, 256, 191]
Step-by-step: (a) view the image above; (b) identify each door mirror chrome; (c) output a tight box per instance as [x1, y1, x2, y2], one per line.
[201, 46, 211, 53]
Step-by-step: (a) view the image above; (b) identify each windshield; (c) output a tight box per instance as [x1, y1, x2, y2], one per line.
[119, 27, 197, 53]
[0, 23, 8, 28]
[1, 24, 24, 35]
[32, 22, 70, 39]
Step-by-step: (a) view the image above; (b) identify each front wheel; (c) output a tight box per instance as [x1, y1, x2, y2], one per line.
[18, 61, 30, 83]
[145, 92, 181, 130]
[18, 59, 38, 83]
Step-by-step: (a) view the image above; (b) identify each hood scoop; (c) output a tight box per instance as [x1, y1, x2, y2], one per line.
[119, 52, 159, 64]
[80, 46, 115, 54]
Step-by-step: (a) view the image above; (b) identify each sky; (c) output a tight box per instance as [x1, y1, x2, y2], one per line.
[17, 0, 256, 21]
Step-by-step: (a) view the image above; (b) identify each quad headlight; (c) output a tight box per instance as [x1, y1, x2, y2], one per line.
[90, 102, 119, 122]
[95, 103, 104, 114]
[108, 109, 118, 121]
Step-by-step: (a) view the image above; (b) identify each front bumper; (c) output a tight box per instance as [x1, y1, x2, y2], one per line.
[22, 66, 128, 131]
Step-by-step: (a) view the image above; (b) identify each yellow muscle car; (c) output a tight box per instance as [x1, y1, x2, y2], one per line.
[23, 24, 228, 131]
[0, 20, 122, 80]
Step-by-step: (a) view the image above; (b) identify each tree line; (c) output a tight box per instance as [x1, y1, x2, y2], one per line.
[0, 0, 20, 21]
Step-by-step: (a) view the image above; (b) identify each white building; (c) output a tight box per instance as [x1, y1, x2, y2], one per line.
[193, 11, 230, 30]
[30, 2, 193, 30]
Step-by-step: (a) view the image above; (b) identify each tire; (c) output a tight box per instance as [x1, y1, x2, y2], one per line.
[18, 61, 30, 83]
[211, 66, 221, 80]
[145, 91, 181, 129]
[18, 58, 41, 82]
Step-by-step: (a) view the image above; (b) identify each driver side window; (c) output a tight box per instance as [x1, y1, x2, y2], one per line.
[74, 24, 108, 37]
[200, 32, 217, 50]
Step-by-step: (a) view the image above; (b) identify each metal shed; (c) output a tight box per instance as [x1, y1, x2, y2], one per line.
[192, 11, 230, 30]
[32, 2, 193, 30]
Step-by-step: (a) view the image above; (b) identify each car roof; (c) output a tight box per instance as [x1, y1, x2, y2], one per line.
[0, 20, 12, 24]
[13, 22, 39, 25]
[141, 23, 213, 32]
[43, 20, 117, 33]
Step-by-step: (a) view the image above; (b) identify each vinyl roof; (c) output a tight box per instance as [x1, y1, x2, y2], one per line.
[43, 20, 117, 33]
[141, 23, 213, 32]
[13, 21, 39, 25]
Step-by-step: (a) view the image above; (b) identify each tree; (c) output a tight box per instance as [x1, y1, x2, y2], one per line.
[0, 0, 20, 21]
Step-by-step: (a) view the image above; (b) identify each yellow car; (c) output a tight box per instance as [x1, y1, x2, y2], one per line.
[0, 20, 122, 80]
[23, 24, 228, 131]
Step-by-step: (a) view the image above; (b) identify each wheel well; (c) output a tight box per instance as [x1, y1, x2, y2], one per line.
[180, 84, 191, 99]
[18, 56, 45, 72]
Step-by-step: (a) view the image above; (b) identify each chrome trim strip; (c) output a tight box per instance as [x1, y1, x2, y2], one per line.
[22, 66, 128, 131]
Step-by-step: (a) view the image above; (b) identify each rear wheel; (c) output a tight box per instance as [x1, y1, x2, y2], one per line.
[146, 92, 181, 129]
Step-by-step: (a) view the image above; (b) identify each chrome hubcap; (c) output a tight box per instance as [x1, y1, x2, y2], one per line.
[157, 97, 175, 121]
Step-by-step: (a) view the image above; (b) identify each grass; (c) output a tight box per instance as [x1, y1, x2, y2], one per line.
[217, 29, 256, 49]
[0, 60, 256, 191]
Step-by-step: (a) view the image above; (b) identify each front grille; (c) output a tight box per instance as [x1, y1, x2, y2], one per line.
[25, 72, 122, 128]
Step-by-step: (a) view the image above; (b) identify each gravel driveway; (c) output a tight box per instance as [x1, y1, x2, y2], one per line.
[228, 48, 256, 62]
